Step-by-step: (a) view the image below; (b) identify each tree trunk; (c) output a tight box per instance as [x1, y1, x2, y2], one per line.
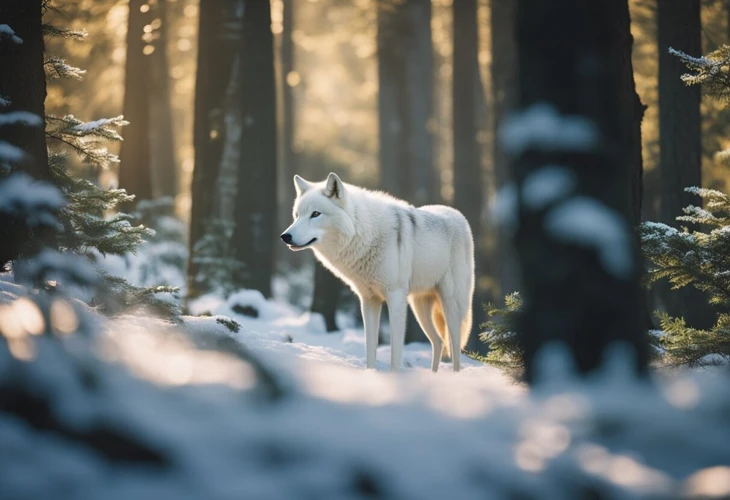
[231, 0, 278, 298]
[657, 0, 713, 329]
[513, 0, 649, 383]
[311, 262, 342, 332]
[280, 0, 297, 221]
[0, 1, 51, 266]
[490, 0, 520, 298]
[377, 0, 407, 199]
[404, 0, 435, 207]
[620, 2, 645, 229]
[453, 0, 482, 240]
[187, 1, 240, 299]
[148, 0, 178, 200]
[118, 0, 154, 208]
[0, 1, 48, 181]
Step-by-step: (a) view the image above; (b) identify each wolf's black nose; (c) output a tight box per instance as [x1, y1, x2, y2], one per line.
[281, 233, 292, 244]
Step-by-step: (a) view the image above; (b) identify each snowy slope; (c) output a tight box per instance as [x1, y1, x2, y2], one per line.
[2, 280, 730, 499]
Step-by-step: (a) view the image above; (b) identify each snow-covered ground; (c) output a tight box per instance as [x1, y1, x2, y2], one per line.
[3, 276, 730, 499]
[183, 290, 524, 415]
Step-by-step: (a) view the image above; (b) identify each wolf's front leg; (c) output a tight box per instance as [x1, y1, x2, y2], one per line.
[386, 291, 408, 372]
[361, 298, 382, 369]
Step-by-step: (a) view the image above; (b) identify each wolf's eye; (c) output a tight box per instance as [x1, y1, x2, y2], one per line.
[311, 211, 321, 218]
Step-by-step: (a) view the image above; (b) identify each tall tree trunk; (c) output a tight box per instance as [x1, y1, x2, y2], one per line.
[0, 2, 48, 181]
[453, 0, 482, 241]
[118, 0, 154, 208]
[280, 0, 297, 221]
[404, 0, 435, 207]
[148, 0, 178, 200]
[490, 0, 520, 297]
[657, 0, 713, 329]
[187, 1, 239, 299]
[377, 0, 435, 204]
[0, 1, 51, 266]
[377, 0, 435, 344]
[513, 0, 649, 383]
[377, 0, 407, 199]
[231, 0, 278, 298]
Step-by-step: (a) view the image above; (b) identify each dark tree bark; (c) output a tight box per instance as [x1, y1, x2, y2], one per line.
[118, 0, 154, 208]
[513, 0, 649, 383]
[231, 0, 278, 298]
[187, 1, 239, 299]
[311, 262, 342, 332]
[0, 1, 48, 181]
[490, 0, 520, 297]
[616, 0, 645, 227]
[0, 1, 52, 267]
[453, 0, 482, 240]
[377, 0, 435, 344]
[280, 0, 297, 219]
[657, 0, 713, 329]
[148, 0, 178, 200]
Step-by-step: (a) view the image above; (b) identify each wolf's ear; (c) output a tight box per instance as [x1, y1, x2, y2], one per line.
[294, 175, 312, 196]
[324, 172, 345, 200]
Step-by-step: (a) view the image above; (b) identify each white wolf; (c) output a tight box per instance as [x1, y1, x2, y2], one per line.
[281, 173, 475, 372]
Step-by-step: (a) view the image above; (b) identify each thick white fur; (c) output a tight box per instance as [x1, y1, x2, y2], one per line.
[282, 173, 475, 372]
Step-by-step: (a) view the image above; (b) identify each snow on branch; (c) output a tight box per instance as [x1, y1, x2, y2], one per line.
[670, 45, 730, 102]
[45, 56, 87, 81]
[0, 141, 25, 166]
[46, 115, 127, 169]
[0, 24, 23, 45]
[0, 111, 44, 128]
[0, 173, 65, 228]
[499, 103, 599, 156]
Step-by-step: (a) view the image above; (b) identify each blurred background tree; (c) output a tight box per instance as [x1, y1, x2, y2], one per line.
[32, 0, 730, 348]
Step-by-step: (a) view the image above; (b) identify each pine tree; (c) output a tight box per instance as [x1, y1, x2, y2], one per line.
[40, 2, 179, 318]
[641, 187, 730, 366]
[639, 44, 730, 366]
[479, 292, 523, 377]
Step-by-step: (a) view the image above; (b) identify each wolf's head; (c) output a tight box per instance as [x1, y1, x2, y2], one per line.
[281, 173, 356, 252]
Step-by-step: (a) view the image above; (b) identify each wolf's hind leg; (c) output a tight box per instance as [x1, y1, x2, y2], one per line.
[409, 294, 443, 372]
[437, 280, 464, 372]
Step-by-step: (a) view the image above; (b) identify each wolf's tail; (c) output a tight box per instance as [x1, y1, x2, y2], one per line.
[432, 291, 472, 358]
